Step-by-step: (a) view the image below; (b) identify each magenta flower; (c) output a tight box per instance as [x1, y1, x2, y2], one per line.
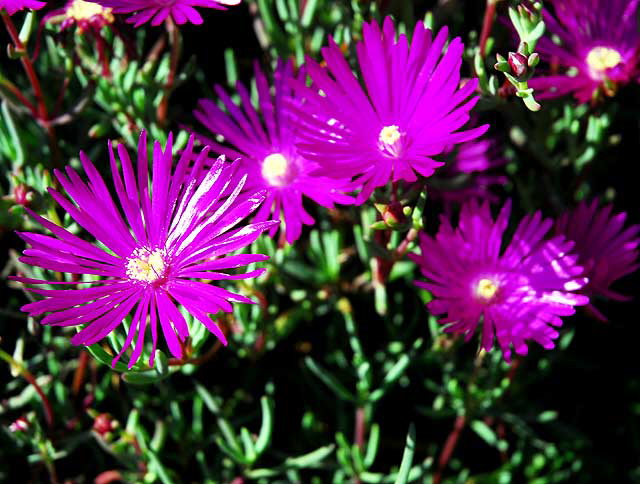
[0, 0, 45, 15]
[86, 0, 239, 26]
[291, 17, 487, 202]
[410, 200, 589, 360]
[13, 132, 277, 368]
[428, 137, 507, 207]
[554, 199, 640, 321]
[530, 0, 640, 102]
[194, 60, 354, 244]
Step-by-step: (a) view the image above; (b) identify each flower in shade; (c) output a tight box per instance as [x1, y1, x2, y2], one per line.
[0, 0, 45, 15]
[428, 136, 507, 207]
[86, 0, 240, 26]
[529, 0, 640, 102]
[12, 132, 277, 368]
[409, 200, 589, 360]
[291, 17, 487, 202]
[194, 60, 354, 244]
[554, 199, 640, 321]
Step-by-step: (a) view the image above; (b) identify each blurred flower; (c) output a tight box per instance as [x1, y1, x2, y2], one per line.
[554, 199, 640, 321]
[13, 132, 277, 368]
[0, 0, 45, 15]
[428, 137, 508, 207]
[530, 0, 640, 102]
[291, 17, 487, 202]
[194, 60, 354, 244]
[410, 200, 588, 361]
[86, 0, 240, 26]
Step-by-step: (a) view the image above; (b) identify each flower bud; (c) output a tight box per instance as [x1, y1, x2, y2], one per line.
[508, 52, 528, 77]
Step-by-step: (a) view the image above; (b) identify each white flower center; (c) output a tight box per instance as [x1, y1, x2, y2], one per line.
[378, 125, 405, 158]
[126, 248, 167, 284]
[379, 125, 402, 145]
[262, 153, 291, 186]
[475, 278, 499, 301]
[586, 46, 622, 78]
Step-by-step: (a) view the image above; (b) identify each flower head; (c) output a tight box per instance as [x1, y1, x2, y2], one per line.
[13, 132, 277, 368]
[292, 17, 487, 202]
[554, 199, 640, 321]
[194, 60, 354, 243]
[530, 0, 640, 102]
[410, 200, 588, 360]
[0, 0, 45, 15]
[87, 0, 240, 26]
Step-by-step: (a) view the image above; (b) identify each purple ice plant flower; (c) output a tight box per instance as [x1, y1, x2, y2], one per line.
[428, 137, 508, 207]
[13, 132, 277, 368]
[291, 17, 487, 202]
[0, 0, 45, 15]
[554, 199, 640, 321]
[194, 60, 354, 244]
[86, 0, 239, 26]
[529, 0, 640, 102]
[410, 200, 589, 360]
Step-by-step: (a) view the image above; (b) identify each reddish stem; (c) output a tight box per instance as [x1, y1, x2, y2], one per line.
[479, 0, 497, 58]
[21, 366, 55, 430]
[1, 11, 47, 120]
[433, 415, 467, 484]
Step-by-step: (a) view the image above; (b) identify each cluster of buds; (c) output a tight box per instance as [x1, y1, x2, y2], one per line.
[495, 1, 545, 111]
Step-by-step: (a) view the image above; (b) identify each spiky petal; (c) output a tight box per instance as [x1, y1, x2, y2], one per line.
[13, 132, 277, 368]
[410, 200, 589, 361]
[554, 199, 640, 321]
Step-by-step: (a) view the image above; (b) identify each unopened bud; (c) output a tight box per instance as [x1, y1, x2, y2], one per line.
[9, 416, 29, 433]
[508, 52, 528, 77]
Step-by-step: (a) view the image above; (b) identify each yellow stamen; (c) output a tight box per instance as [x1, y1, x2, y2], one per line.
[66, 0, 113, 23]
[378, 125, 401, 145]
[262, 153, 290, 186]
[586, 46, 622, 75]
[126, 248, 167, 284]
[476, 278, 499, 301]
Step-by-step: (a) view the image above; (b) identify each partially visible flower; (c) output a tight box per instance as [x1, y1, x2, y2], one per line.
[291, 17, 487, 202]
[87, 0, 240, 26]
[48, 0, 114, 33]
[428, 137, 507, 207]
[0, 0, 45, 15]
[410, 200, 588, 361]
[554, 199, 640, 321]
[44, 0, 116, 76]
[194, 60, 354, 244]
[530, 0, 640, 102]
[13, 132, 277, 368]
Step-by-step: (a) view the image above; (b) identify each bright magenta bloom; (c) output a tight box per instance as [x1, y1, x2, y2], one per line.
[0, 0, 45, 15]
[87, 0, 239, 26]
[14, 132, 276, 368]
[530, 0, 640, 102]
[554, 200, 640, 321]
[194, 60, 354, 244]
[410, 200, 589, 360]
[292, 17, 487, 202]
